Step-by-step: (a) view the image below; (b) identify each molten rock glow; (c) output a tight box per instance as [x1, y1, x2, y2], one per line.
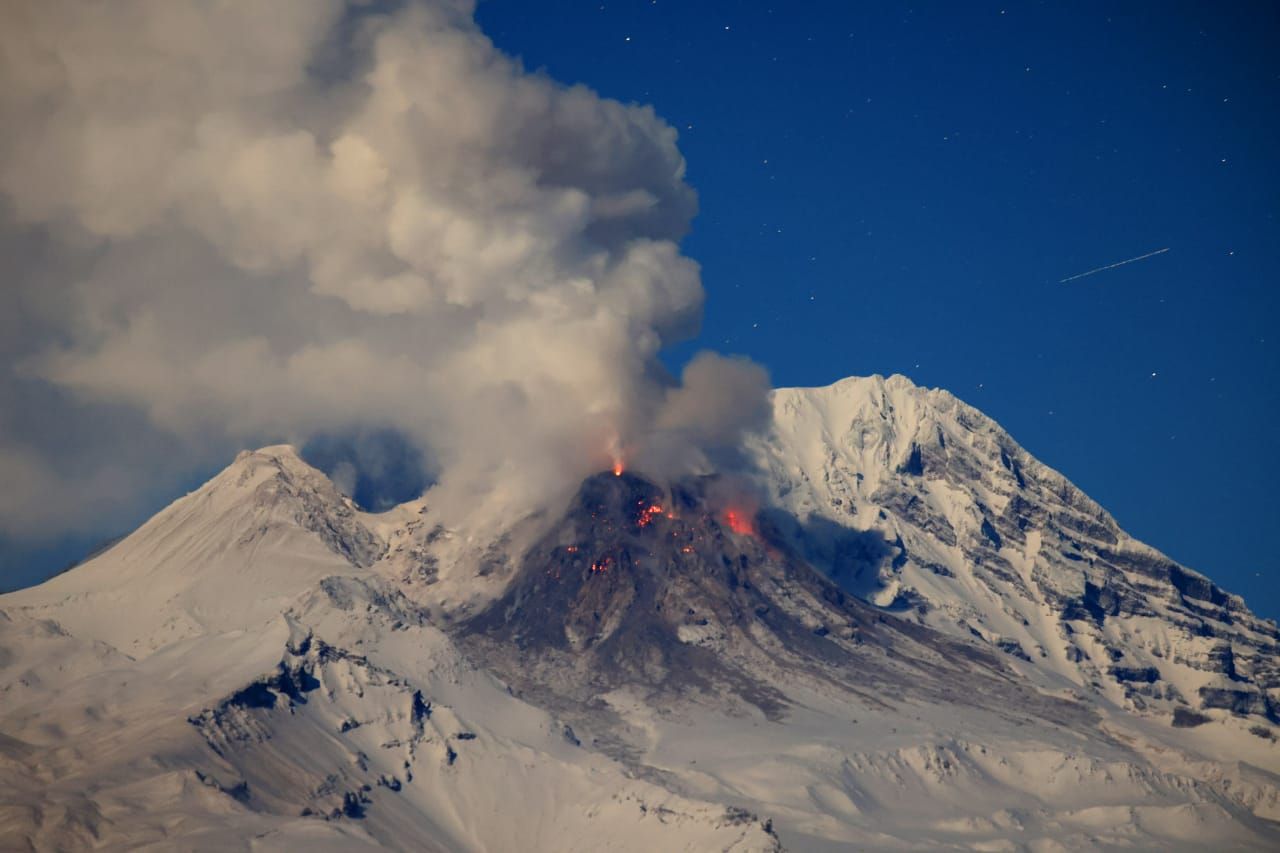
[723, 508, 756, 537]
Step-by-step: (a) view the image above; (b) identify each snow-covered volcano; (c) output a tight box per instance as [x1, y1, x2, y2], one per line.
[2, 375, 1278, 850]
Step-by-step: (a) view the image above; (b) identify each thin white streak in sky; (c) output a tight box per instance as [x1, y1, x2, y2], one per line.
[1059, 247, 1170, 283]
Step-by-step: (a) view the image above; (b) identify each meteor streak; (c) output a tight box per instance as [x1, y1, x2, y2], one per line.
[1059, 247, 1169, 283]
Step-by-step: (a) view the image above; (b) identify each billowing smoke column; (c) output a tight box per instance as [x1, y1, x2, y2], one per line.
[0, 0, 769, 538]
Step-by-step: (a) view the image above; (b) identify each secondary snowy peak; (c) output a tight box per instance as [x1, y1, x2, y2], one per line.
[2, 445, 384, 655]
[753, 374, 1280, 730]
[181, 444, 386, 571]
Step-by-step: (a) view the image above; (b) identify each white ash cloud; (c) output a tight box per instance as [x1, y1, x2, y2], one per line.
[0, 0, 769, 542]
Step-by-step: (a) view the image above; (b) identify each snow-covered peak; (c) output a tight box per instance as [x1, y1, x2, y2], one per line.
[3, 444, 384, 655]
[754, 374, 1279, 732]
[216, 443, 338, 498]
[767, 372, 1116, 536]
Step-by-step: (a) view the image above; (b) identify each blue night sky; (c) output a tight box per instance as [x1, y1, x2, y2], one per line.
[476, 1, 1280, 617]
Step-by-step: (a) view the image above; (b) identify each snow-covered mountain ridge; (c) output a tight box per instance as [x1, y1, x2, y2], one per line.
[751, 374, 1278, 729]
[1, 375, 1278, 850]
[2, 445, 385, 656]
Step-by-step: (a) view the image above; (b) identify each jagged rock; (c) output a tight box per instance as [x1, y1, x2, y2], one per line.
[1111, 666, 1161, 684]
[1200, 687, 1280, 723]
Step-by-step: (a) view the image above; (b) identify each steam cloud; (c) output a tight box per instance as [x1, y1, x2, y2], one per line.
[0, 0, 770, 544]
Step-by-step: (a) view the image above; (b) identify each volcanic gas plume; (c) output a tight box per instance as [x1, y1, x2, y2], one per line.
[0, 0, 770, 541]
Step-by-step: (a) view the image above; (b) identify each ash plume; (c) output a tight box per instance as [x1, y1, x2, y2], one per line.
[0, 1, 769, 543]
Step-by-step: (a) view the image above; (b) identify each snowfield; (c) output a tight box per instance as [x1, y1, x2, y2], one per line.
[1, 375, 1277, 850]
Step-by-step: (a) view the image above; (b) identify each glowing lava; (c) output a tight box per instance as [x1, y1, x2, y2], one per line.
[636, 503, 664, 528]
[723, 508, 755, 537]
[590, 556, 613, 574]
[612, 459, 624, 477]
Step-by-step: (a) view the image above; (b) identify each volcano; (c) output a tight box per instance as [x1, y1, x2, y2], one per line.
[461, 470, 1096, 748]
[2, 376, 1279, 850]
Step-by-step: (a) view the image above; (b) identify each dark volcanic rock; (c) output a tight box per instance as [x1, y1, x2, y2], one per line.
[1171, 707, 1212, 728]
[461, 471, 858, 716]
[458, 471, 1095, 740]
[1111, 666, 1161, 684]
